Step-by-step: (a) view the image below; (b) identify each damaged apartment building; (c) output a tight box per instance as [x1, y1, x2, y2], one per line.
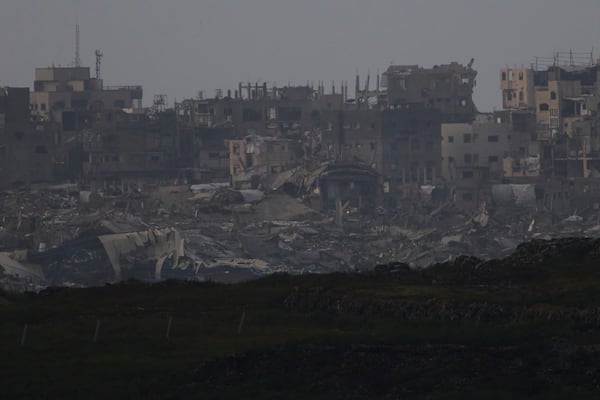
[178, 83, 345, 188]
[0, 62, 153, 190]
[79, 106, 190, 191]
[1, 57, 483, 211]
[381, 60, 478, 122]
[494, 54, 600, 214]
[317, 60, 478, 208]
[320, 106, 442, 208]
[0, 87, 60, 188]
[228, 135, 300, 189]
[217, 60, 477, 207]
[192, 60, 479, 209]
[441, 110, 537, 209]
[501, 54, 600, 178]
[29, 66, 142, 147]
[26, 65, 159, 189]
[78, 60, 478, 206]
[15, 63, 198, 191]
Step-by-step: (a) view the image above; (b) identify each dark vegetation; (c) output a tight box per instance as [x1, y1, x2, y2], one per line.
[2, 238, 600, 399]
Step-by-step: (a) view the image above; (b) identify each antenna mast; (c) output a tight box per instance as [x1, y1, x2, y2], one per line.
[95, 50, 103, 79]
[75, 24, 82, 67]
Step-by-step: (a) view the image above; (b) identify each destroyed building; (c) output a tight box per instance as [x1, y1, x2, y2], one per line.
[178, 83, 344, 138]
[320, 107, 442, 206]
[381, 61, 478, 123]
[0, 87, 60, 188]
[318, 163, 379, 212]
[174, 83, 346, 186]
[174, 62, 476, 204]
[441, 110, 537, 209]
[5, 36, 600, 294]
[500, 55, 600, 178]
[78, 108, 187, 191]
[229, 135, 301, 189]
[30, 66, 142, 138]
[0, 64, 146, 188]
[189, 126, 237, 182]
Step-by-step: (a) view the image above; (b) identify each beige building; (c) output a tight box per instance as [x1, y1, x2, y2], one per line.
[30, 66, 142, 134]
[442, 111, 537, 208]
[500, 60, 600, 178]
[500, 67, 535, 109]
[442, 114, 515, 183]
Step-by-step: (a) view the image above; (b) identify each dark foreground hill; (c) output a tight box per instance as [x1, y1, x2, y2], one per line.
[2, 238, 600, 399]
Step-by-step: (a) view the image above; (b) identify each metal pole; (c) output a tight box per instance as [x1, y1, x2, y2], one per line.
[93, 319, 101, 343]
[237, 311, 246, 335]
[21, 324, 28, 347]
[165, 316, 173, 340]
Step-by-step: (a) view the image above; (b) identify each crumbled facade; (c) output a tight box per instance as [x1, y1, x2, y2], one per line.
[30, 67, 142, 137]
[178, 84, 343, 139]
[229, 135, 299, 189]
[382, 61, 478, 123]
[0, 87, 60, 188]
[78, 108, 188, 192]
[500, 59, 600, 178]
[321, 107, 442, 206]
[441, 110, 537, 209]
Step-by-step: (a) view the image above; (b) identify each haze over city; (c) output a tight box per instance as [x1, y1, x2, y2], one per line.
[5, 1, 600, 398]
[1, 0, 600, 110]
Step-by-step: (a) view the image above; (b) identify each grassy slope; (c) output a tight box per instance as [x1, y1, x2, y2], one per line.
[1, 256, 600, 399]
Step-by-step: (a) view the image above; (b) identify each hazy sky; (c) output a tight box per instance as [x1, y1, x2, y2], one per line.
[1, 0, 600, 111]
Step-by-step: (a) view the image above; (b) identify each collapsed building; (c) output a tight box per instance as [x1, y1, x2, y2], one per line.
[178, 84, 343, 138]
[228, 135, 301, 189]
[6, 53, 600, 292]
[0, 226, 188, 291]
[381, 61, 478, 122]
[1, 57, 483, 211]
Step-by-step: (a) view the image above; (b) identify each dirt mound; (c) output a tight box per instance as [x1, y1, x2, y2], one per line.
[165, 342, 600, 398]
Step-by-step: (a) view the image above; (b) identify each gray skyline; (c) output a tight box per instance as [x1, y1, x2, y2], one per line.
[1, 0, 599, 111]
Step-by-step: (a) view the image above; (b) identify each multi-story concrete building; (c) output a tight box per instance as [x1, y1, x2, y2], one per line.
[441, 110, 537, 208]
[30, 66, 142, 137]
[499, 58, 600, 178]
[179, 84, 343, 138]
[500, 67, 536, 109]
[320, 106, 442, 206]
[78, 108, 187, 191]
[189, 127, 236, 182]
[442, 111, 537, 181]
[381, 61, 478, 123]
[179, 83, 345, 186]
[0, 87, 59, 188]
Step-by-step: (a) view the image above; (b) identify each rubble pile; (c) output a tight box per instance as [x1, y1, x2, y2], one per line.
[1, 182, 600, 292]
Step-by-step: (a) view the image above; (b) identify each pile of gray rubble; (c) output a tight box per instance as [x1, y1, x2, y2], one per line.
[1, 182, 599, 292]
